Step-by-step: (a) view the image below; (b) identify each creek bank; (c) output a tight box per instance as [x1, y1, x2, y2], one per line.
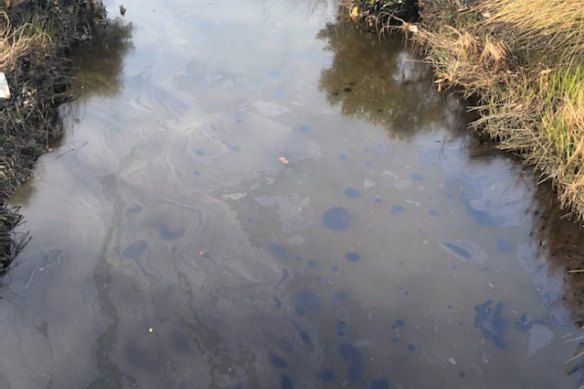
[348, 0, 584, 223]
[0, 0, 125, 270]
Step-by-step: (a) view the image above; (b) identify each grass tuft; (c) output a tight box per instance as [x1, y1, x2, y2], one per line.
[393, 0, 584, 220]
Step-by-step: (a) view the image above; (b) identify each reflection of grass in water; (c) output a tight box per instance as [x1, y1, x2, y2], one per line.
[316, 21, 455, 139]
[70, 20, 133, 100]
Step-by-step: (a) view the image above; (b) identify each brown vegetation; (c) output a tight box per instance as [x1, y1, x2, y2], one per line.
[402, 0, 584, 221]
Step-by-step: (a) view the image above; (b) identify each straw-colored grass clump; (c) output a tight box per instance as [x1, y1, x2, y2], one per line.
[403, 0, 584, 219]
[0, 10, 52, 72]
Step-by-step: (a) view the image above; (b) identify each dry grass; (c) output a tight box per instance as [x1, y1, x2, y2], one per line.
[399, 0, 584, 220]
[0, 11, 52, 71]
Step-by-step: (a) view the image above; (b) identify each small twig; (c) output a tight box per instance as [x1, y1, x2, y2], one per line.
[566, 350, 584, 365]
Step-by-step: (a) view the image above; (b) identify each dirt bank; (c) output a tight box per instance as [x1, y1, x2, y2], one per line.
[0, 0, 123, 270]
[348, 0, 584, 223]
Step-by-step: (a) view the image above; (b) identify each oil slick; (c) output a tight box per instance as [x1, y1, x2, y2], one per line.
[439, 240, 488, 264]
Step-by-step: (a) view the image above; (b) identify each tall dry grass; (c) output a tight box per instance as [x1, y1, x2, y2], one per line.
[402, 0, 584, 220]
[0, 10, 53, 72]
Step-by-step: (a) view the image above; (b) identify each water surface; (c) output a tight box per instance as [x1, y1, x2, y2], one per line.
[2, 0, 584, 388]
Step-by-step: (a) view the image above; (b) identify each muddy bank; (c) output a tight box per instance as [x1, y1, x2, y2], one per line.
[0, 0, 130, 270]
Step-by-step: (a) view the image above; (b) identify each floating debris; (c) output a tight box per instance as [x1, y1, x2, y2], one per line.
[0, 72, 10, 100]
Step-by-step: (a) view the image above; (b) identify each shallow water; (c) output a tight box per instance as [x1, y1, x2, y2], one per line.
[2, 0, 584, 388]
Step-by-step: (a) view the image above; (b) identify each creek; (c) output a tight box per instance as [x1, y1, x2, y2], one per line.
[1, 0, 583, 387]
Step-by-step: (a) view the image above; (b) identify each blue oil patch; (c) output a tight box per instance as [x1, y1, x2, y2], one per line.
[338, 343, 363, 382]
[295, 290, 321, 316]
[268, 353, 288, 369]
[320, 369, 335, 382]
[514, 313, 535, 332]
[410, 172, 423, 181]
[344, 187, 362, 199]
[464, 201, 506, 228]
[336, 320, 348, 337]
[391, 205, 405, 213]
[441, 241, 471, 260]
[370, 378, 390, 389]
[458, 372, 466, 378]
[298, 125, 313, 133]
[339, 153, 349, 161]
[158, 224, 185, 240]
[391, 319, 405, 329]
[428, 209, 438, 216]
[407, 343, 417, 352]
[419, 148, 440, 165]
[125, 204, 142, 214]
[496, 238, 514, 253]
[333, 289, 349, 304]
[274, 268, 289, 289]
[267, 68, 281, 78]
[330, 265, 341, 274]
[307, 259, 318, 268]
[273, 89, 287, 98]
[194, 149, 205, 156]
[376, 140, 389, 156]
[322, 207, 351, 231]
[293, 322, 313, 346]
[122, 241, 147, 259]
[473, 300, 507, 348]
[345, 252, 361, 262]
[281, 374, 294, 389]
[267, 242, 289, 261]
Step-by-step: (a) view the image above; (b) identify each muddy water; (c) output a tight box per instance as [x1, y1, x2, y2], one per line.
[1, 0, 583, 388]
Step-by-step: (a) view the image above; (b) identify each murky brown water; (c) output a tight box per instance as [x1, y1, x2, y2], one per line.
[2, 0, 584, 388]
